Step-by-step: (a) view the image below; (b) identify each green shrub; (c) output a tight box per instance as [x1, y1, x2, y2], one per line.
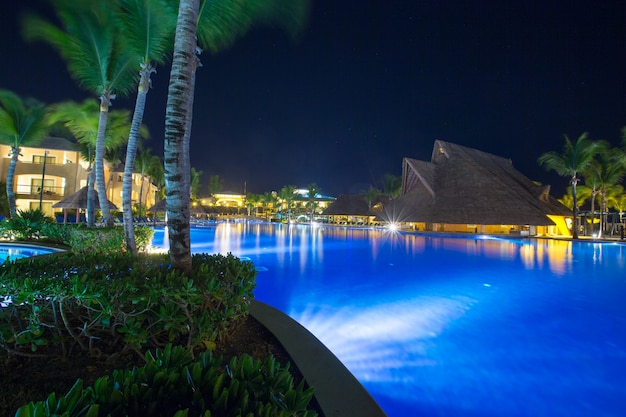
[135, 226, 155, 252]
[66, 226, 125, 254]
[3, 208, 55, 240]
[0, 252, 256, 361]
[15, 344, 318, 417]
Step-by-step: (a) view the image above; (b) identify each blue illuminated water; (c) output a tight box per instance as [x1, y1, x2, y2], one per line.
[0, 243, 61, 263]
[152, 223, 626, 417]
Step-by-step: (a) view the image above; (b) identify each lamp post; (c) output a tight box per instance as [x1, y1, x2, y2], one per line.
[39, 150, 49, 210]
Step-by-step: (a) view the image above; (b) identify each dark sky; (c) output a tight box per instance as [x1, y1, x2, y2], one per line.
[2, 1, 625, 196]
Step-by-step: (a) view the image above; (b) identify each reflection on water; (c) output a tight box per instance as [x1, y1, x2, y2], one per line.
[153, 225, 626, 417]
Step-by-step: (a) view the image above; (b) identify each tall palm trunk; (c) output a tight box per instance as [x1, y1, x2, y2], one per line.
[6, 147, 19, 218]
[571, 175, 579, 239]
[589, 188, 597, 237]
[123, 64, 153, 253]
[598, 188, 606, 238]
[87, 169, 96, 226]
[164, 0, 200, 272]
[95, 92, 114, 227]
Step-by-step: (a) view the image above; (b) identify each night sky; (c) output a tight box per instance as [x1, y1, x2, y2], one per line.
[1, 0, 625, 196]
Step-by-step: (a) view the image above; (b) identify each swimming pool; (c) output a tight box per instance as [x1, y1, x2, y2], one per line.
[0, 243, 62, 263]
[152, 223, 626, 417]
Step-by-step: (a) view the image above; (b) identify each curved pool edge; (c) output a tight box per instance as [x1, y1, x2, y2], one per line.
[0, 241, 67, 250]
[249, 300, 387, 417]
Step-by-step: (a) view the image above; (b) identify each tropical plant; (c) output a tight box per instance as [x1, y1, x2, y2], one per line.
[15, 346, 317, 417]
[587, 146, 626, 237]
[117, 0, 177, 253]
[261, 191, 278, 221]
[208, 174, 223, 196]
[134, 148, 160, 221]
[0, 90, 48, 218]
[47, 100, 139, 225]
[3, 208, 54, 240]
[537, 133, 602, 239]
[162, 0, 200, 273]
[244, 192, 261, 216]
[190, 167, 203, 200]
[279, 185, 297, 222]
[23, 0, 140, 227]
[605, 185, 626, 230]
[306, 183, 320, 223]
[164, 0, 311, 272]
[382, 173, 402, 199]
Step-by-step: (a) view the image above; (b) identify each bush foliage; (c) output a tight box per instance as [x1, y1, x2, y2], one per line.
[0, 208, 154, 253]
[15, 344, 318, 417]
[0, 252, 256, 361]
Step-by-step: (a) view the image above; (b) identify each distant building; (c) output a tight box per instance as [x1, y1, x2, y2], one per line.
[0, 137, 89, 216]
[323, 194, 387, 225]
[107, 163, 157, 216]
[381, 140, 571, 236]
[0, 137, 157, 218]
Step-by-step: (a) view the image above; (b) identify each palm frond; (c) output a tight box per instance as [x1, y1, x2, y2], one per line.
[197, 0, 310, 54]
[117, 0, 177, 64]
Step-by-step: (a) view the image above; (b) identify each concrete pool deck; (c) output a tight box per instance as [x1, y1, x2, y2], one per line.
[250, 300, 387, 417]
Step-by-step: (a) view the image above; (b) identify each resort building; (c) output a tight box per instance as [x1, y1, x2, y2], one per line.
[380, 140, 572, 236]
[107, 163, 157, 216]
[0, 137, 89, 216]
[323, 194, 386, 225]
[0, 137, 157, 219]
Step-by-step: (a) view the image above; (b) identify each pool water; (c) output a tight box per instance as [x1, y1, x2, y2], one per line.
[0, 243, 61, 263]
[152, 223, 626, 417]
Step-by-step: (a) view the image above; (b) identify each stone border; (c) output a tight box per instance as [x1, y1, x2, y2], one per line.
[249, 300, 387, 417]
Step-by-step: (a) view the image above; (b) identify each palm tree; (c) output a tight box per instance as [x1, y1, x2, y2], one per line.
[537, 133, 602, 239]
[163, 0, 310, 271]
[606, 185, 626, 225]
[0, 90, 48, 218]
[134, 149, 160, 221]
[567, 185, 594, 235]
[306, 183, 321, 223]
[244, 192, 261, 217]
[362, 186, 382, 225]
[117, 0, 177, 252]
[589, 147, 626, 237]
[208, 174, 223, 196]
[581, 153, 606, 236]
[163, 0, 201, 272]
[261, 191, 278, 221]
[23, 0, 139, 227]
[47, 100, 135, 225]
[190, 167, 203, 200]
[381, 174, 402, 199]
[279, 185, 296, 223]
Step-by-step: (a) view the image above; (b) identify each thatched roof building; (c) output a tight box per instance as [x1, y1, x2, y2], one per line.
[323, 194, 378, 217]
[381, 140, 571, 235]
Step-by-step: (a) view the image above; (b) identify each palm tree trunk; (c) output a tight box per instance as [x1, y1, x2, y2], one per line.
[87, 168, 96, 226]
[164, 0, 200, 273]
[571, 176, 579, 239]
[95, 93, 114, 227]
[6, 147, 19, 218]
[123, 65, 152, 254]
[599, 191, 607, 238]
[590, 190, 597, 237]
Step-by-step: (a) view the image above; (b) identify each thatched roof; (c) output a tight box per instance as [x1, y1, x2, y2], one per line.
[148, 199, 166, 212]
[323, 194, 385, 216]
[382, 140, 570, 225]
[52, 186, 118, 210]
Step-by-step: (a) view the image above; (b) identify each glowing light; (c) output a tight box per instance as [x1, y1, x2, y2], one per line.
[292, 296, 473, 389]
[387, 223, 399, 231]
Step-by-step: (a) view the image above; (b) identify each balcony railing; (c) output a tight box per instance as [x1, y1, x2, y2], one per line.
[15, 185, 66, 198]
